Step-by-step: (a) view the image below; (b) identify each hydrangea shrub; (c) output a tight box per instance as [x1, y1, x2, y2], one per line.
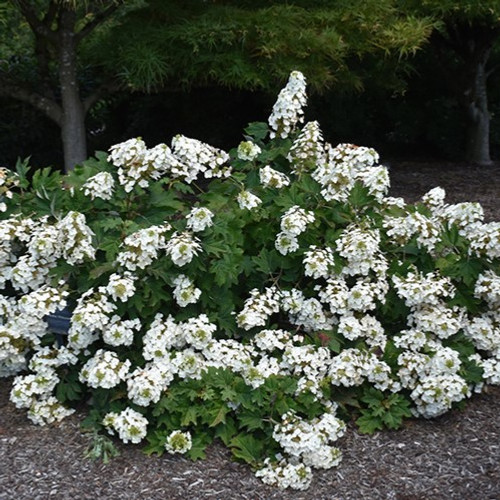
[2, 71, 500, 490]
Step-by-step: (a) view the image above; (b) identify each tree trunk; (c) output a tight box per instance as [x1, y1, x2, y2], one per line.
[58, 9, 87, 172]
[464, 56, 492, 166]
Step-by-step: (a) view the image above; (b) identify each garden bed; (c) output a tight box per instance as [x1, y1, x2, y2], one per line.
[1, 161, 499, 500]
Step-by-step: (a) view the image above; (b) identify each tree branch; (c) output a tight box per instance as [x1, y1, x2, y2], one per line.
[82, 79, 122, 114]
[75, 0, 125, 43]
[43, 0, 60, 28]
[34, 30, 57, 100]
[13, 0, 58, 43]
[0, 75, 62, 125]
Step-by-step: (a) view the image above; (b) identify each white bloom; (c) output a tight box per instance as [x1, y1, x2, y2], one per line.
[186, 207, 214, 232]
[106, 273, 136, 302]
[103, 407, 148, 444]
[165, 430, 192, 454]
[127, 363, 173, 407]
[82, 172, 115, 200]
[303, 246, 334, 279]
[57, 211, 95, 265]
[27, 396, 75, 425]
[79, 349, 131, 389]
[117, 223, 170, 271]
[275, 231, 299, 255]
[237, 141, 262, 161]
[102, 317, 141, 347]
[237, 287, 281, 330]
[287, 121, 325, 174]
[255, 458, 312, 490]
[166, 231, 202, 266]
[171, 135, 231, 182]
[259, 165, 290, 189]
[280, 206, 315, 236]
[268, 70, 307, 139]
[172, 274, 201, 307]
[237, 190, 262, 210]
[143, 314, 183, 360]
[182, 314, 216, 350]
[392, 271, 455, 308]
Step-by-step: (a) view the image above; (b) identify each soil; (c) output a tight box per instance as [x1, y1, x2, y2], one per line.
[1, 161, 499, 500]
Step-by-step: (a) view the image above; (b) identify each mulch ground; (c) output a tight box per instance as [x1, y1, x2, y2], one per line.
[1, 161, 499, 500]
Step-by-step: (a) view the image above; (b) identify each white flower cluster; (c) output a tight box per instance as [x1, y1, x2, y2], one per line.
[57, 211, 96, 265]
[172, 274, 201, 307]
[164, 430, 192, 454]
[82, 172, 115, 200]
[256, 458, 312, 490]
[467, 221, 500, 259]
[336, 225, 383, 276]
[108, 135, 231, 190]
[281, 344, 332, 395]
[338, 314, 387, 351]
[68, 289, 116, 350]
[311, 143, 388, 203]
[397, 345, 469, 418]
[282, 289, 334, 333]
[236, 287, 281, 330]
[474, 271, 500, 309]
[275, 205, 315, 255]
[421, 187, 446, 216]
[127, 362, 174, 406]
[392, 271, 454, 308]
[383, 211, 441, 253]
[0, 285, 69, 377]
[9, 344, 77, 424]
[108, 139, 173, 192]
[166, 231, 202, 267]
[237, 190, 262, 210]
[116, 223, 171, 271]
[106, 272, 136, 302]
[18, 285, 69, 319]
[268, 71, 307, 139]
[79, 349, 131, 389]
[330, 348, 398, 392]
[259, 165, 290, 189]
[442, 202, 484, 235]
[103, 407, 149, 444]
[303, 246, 334, 279]
[287, 121, 325, 174]
[0, 167, 19, 212]
[171, 135, 231, 182]
[6, 213, 95, 293]
[272, 408, 345, 469]
[237, 141, 262, 161]
[186, 207, 214, 232]
[408, 302, 464, 340]
[102, 316, 141, 347]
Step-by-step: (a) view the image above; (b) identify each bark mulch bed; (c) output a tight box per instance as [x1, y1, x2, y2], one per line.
[1, 162, 499, 500]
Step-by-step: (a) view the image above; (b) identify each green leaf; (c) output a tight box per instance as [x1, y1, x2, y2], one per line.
[89, 262, 116, 280]
[356, 412, 383, 434]
[348, 181, 375, 208]
[252, 248, 281, 275]
[208, 405, 229, 427]
[180, 406, 199, 426]
[244, 122, 269, 141]
[214, 417, 238, 446]
[144, 430, 166, 456]
[230, 434, 264, 465]
[361, 387, 384, 408]
[186, 434, 212, 461]
[238, 412, 265, 431]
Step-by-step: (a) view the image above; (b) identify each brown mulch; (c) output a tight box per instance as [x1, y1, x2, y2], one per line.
[1, 162, 500, 500]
